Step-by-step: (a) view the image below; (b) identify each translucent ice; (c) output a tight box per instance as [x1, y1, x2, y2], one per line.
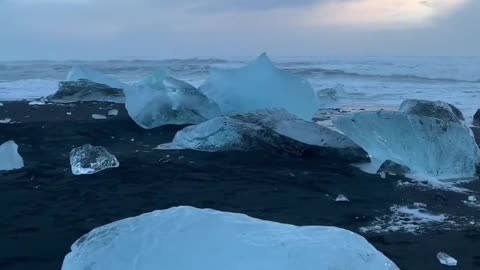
[399, 99, 464, 123]
[91, 114, 107, 120]
[336, 194, 350, 202]
[334, 111, 480, 180]
[108, 109, 119, 116]
[61, 206, 399, 270]
[200, 53, 317, 120]
[49, 80, 125, 104]
[437, 252, 457, 266]
[158, 109, 365, 159]
[67, 66, 126, 90]
[125, 70, 221, 129]
[70, 144, 119, 175]
[0, 141, 24, 171]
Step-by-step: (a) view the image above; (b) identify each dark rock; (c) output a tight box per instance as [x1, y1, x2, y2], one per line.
[48, 79, 125, 103]
[377, 160, 410, 176]
[399, 99, 463, 124]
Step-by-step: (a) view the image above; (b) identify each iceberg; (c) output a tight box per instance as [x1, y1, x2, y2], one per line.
[200, 53, 317, 120]
[125, 70, 221, 129]
[48, 80, 125, 103]
[61, 206, 399, 270]
[334, 111, 480, 180]
[158, 109, 366, 159]
[70, 144, 119, 175]
[0, 140, 24, 171]
[399, 99, 464, 123]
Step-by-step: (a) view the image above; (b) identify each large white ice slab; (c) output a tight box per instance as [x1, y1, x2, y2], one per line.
[334, 111, 480, 180]
[200, 53, 318, 120]
[0, 140, 24, 171]
[62, 206, 399, 270]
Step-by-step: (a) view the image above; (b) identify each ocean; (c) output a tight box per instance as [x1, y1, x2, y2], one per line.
[1, 56, 480, 122]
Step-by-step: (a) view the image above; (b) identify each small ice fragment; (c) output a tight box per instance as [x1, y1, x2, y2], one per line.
[468, 196, 477, 202]
[0, 118, 12, 124]
[0, 140, 24, 171]
[0, 102, 3, 106]
[379, 172, 386, 179]
[91, 114, 107, 120]
[130, 138, 135, 142]
[336, 194, 350, 202]
[28, 100, 46, 105]
[70, 144, 119, 175]
[413, 202, 427, 208]
[108, 109, 119, 116]
[436, 252, 457, 266]
[66, 112, 72, 115]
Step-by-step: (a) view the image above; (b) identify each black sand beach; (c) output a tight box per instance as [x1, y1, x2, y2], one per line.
[1, 101, 480, 270]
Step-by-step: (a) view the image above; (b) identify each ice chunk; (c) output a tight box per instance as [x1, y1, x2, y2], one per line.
[316, 84, 348, 108]
[91, 114, 107, 120]
[336, 194, 350, 202]
[200, 53, 317, 120]
[62, 206, 399, 270]
[125, 70, 221, 129]
[158, 109, 366, 160]
[0, 102, 3, 106]
[28, 98, 47, 105]
[0, 141, 24, 171]
[334, 111, 480, 180]
[156, 115, 294, 152]
[474, 109, 480, 126]
[377, 160, 411, 176]
[436, 252, 457, 266]
[0, 118, 12, 124]
[107, 109, 119, 116]
[48, 80, 125, 104]
[67, 66, 126, 90]
[399, 99, 464, 123]
[70, 144, 119, 175]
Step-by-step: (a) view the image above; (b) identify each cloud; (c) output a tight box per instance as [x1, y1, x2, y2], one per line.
[307, 0, 468, 29]
[0, 0, 478, 59]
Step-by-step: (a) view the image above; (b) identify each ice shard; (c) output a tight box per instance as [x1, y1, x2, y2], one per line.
[334, 111, 480, 180]
[125, 70, 221, 129]
[200, 53, 317, 120]
[0, 140, 24, 171]
[62, 206, 399, 270]
[70, 144, 119, 175]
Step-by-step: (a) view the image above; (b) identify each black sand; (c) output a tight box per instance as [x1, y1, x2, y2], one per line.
[0, 101, 479, 270]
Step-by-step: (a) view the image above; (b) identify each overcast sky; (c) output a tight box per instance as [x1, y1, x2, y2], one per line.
[0, 0, 478, 60]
